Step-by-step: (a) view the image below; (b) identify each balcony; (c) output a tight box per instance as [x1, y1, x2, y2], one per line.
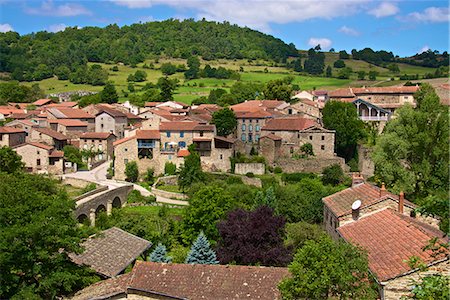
[360, 116, 389, 121]
[138, 140, 155, 148]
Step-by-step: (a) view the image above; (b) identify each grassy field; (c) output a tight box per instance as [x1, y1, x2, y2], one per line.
[16, 55, 438, 104]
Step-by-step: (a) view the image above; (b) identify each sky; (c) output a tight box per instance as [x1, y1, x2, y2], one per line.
[0, 0, 448, 57]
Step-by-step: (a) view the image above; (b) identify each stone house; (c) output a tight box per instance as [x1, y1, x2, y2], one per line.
[353, 98, 391, 122]
[5, 119, 41, 136]
[33, 98, 53, 107]
[13, 142, 64, 174]
[95, 107, 128, 139]
[260, 116, 336, 159]
[28, 127, 68, 150]
[71, 261, 290, 300]
[289, 99, 322, 120]
[0, 127, 26, 147]
[79, 132, 116, 161]
[49, 119, 89, 139]
[292, 90, 314, 101]
[338, 208, 448, 300]
[46, 108, 95, 131]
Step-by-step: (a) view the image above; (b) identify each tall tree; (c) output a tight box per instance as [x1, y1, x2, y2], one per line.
[211, 108, 237, 136]
[0, 173, 98, 299]
[0, 146, 24, 173]
[322, 101, 366, 161]
[184, 56, 200, 79]
[158, 76, 175, 101]
[185, 232, 218, 264]
[149, 243, 172, 263]
[178, 146, 205, 192]
[217, 206, 291, 266]
[100, 82, 118, 104]
[278, 236, 377, 299]
[264, 79, 293, 102]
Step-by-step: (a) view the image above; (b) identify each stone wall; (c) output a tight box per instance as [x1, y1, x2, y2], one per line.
[358, 144, 375, 178]
[62, 176, 95, 188]
[276, 157, 347, 174]
[152, 188, 188, 200]
[235, 163, 265, 175]
[241, 176, 262, 188]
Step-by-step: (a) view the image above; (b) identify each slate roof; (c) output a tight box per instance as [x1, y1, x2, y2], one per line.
[70, 227, 151, 278]
[338, 208, 448, 282]
[262, 117, 318, 131]
[34, 127, 68, 140]
[323, 183, 416, 218]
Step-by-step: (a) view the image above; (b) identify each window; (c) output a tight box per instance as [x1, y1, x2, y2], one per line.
[290, 147, 294, 154]
[124, 148, 128, 152]
[0, 134, 2, 141]
[101, 124, 104, 128]
[321, 145, 325, 150]
[180, 131, 184, 138]
[200, 131, 204, 137]
[241, 134, 246, 141]
[166, 131, 171, 137]
[37, 159, 41, 166]
[249, 125, 253, 132]
[288, 109, 293, 114]
[248, 133, 253, 142]
[255, 134, 260, 142]
[255, 125, 260, 132]
[91, 140, 94, 143]
[309, 135, 313, 140]
[98, 153, 103, 160]
[178, 141, 186, 148]
[220, 154, 223, 160]
[321, 135, 325, 140]
[297, 133, 300, 139]
[256, 119, 259, 123]
[242, 124, 246, 131]
[249, 119, 252, 123]
[168, 155, 172, 160]
[37, 150, 40, 155]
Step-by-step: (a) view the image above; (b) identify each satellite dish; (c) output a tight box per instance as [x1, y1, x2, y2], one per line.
[352, 200, 362, 210]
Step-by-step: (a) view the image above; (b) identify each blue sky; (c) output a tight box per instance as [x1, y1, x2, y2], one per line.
[0, 0, 448, 57]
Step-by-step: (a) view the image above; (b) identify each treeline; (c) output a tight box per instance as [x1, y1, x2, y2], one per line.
[0, 19, 298, 82]
[400, 49, 449, 68]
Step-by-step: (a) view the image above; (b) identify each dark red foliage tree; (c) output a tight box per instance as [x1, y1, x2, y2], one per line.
[216, 206, 291, 266]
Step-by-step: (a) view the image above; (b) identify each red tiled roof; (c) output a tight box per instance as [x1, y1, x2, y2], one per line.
[71, 273, 131, 300]
[214, 136, 235, 144]
[34, 127, 68, 140]
[177, 149, 190, 157]
[14, 142, 53, 151]
[49, 150, 64, 158]
[8, 112, 39, 119]
[45, 101, 78, 108]
[0, 108, 26, 115]
[262, 117, 318, 131]
[33, 98, 53, 106]
[47, 108, 94, 119]
[125, 112, 142, 120]
[135, 130, 160, 140]
[96, 107, 127, 118]
[328, 86, 419, 98]
[231, 100, 286, 112]
[159, 121, 214, 131]
[129, 261, 290, 300]
[193, 137, 211, 142]
[235, 109, 273, 119]
[338, 209, 448, 282]
[144, 102, 159, 107]
[0, 126, 26, 134]
[79, 132, 115, 139]
[49, 119, 88, 127]
[323, 183, 415, 217]
[113, 136, 135, 147]
[260, 133, 282, 141]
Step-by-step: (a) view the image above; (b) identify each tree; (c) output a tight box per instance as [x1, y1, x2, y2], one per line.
[322, 164, 347, 186]
[410, 275, 449, 299]
[337, 67, 352, 79]
[0, 173, 98, 298]
[325, 66, 332, 77]
[285, 222, 326, 250]
[387, 63, 400, 73]
[211, 108, 237, 136]
[100, 82, 118, 104]
[322, 101, 366, 161]
[279, 236, 377, 299]
[160, 63, 177, 75]
[63, 145, 85, 169]
[133, 70, 147, 82]
[149, 243, 172, 263]
[178, 146, 205, 192]
[125, 161, 139, 182]
[182, 186, 236, 243]
[368, 70, 378, 80]
[357, 70, 366, 80]
[339, 50, 350, 59]
[0, 146, 24, 173]
[185, 56, 200, 79]
[333, 59, 346, 68]
[185, 232, 218, 264]
[158, 76, 175, 101]
[217, 206, 291, 266]
[54, 65, 71, 80]
[164, 161, 177, 175]
[300, 143, 314, 156]
[264, 79, 292, 102]
[254, 186, 276, 209]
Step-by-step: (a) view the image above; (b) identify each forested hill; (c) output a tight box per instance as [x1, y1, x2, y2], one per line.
[0, 19, 298, 80]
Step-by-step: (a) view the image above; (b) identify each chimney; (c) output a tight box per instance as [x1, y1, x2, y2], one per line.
[380, 183, 387, 197]
[352, 172, 364, 187]
[398, 191, 404, 214]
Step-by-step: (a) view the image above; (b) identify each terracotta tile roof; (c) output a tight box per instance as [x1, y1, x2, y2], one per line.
[79, 132, 115, 139]
[196, 104, 221, 112]
[96, 107, 127, 118]
[234, 109, 274, 119]
[177, 149, 190, 157]
[71, 273, 131, 300]
[47, 108, 94, 119]
[70, 227, 151, 278]
[312, 90, 328, 96]
[338, 209, 448, 282]
[34, 127, 68, 140]
[13, 142, 53, 151]
[8, 112, 39, 119]
[0, 126, 26, 134]
[231, 100, 287, 112]
[45, 101, 78, 108]
[352, 86, 419, 94]
[144, 101, 159, 107]
[328, 88, 356, 98]
[0, 108, 26, 115]
[49, 119, 88, 127]
[33, 98, 53, 106]
[323, 183, 415, 217]
[113, 136, 135, 147]
[262, 117, 318, 131]
[129, 261, 290, 299]
[124, 112, 141, 120]
[159, 121, 214, 131]
[49, 150, 64, 158]
[260, 133, 282, 141]
[8, 103, 29, 109]
[299, 99, 319, 107]
[214, 136, 235, 144]
[193, 137, 212, 142]
[188, 113, 212, 123]
[135, 130, 160, 140]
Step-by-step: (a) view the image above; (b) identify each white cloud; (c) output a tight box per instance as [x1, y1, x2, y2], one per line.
[307, 38, 332, 50]
[368, 2, 399, 18]
[25, 0, 92, 17]
[403, 7, 449, 23]
[0, 23, 14, 32]
[47, 23, 68, 33]
[110, 0, 371, 32]
[418, 45, 430, 54]
[338, 25, 360, 36]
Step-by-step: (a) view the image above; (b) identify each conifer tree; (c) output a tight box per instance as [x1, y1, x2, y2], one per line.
[149, 243, 172, 263]
[185, 232, 219, 264]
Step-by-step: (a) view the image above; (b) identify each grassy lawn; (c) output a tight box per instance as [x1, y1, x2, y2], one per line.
[61, 184, 86, 198]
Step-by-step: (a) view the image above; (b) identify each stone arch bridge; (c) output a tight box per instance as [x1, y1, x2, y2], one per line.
[75, 184, 133, 226]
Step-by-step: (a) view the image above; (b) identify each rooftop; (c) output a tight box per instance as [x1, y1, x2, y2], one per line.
[262, 117, 318, 131]
[135, 130, 160, 140]
[13, 142, 53, 151]
[34, 127, 68, 140]
[69, 227, 151, 278]
[0, 126, 26, 134]
[49, 119, 88, 127]
[79, 132, 115, 139]
[159, 121, 214, 131]
[47, 108, 94, 119]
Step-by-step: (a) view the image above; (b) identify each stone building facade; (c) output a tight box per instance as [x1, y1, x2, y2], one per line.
[95, 109, 127, 139]
[79, 132, 116, 162]
[13, 142, 64, 174]
[0, 127, 26, 147]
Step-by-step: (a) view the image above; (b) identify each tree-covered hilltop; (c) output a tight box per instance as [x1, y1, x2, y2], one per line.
[0, 19, 298, 81]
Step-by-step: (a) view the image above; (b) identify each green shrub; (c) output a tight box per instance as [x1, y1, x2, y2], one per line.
[80, 183, 97, 194]
[281, 172, 318, 184]
[259, 175, 279, 188]
[145, 168, 155, 184]
[125, 161, 139, 182]
[322, 164, 347, 186]
[164, 162, 177, 175]
[300, 143, 314, 156]
[246, 172, 255, 178]
[274, 166, 283, 174]
[225, 176, 243, 185]
[127, 190, 156, 204]
[348, 158, 359, 172]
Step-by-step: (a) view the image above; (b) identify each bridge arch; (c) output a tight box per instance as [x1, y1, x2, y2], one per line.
[112, 196, 122, 208]
[77, 214, 88, 224]
[96, 204, 106, 214]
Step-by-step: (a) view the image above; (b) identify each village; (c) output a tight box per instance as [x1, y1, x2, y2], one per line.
[0, 83, 448, 300]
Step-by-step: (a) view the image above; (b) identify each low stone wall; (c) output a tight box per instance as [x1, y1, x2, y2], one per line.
[152, 188, 188, 200]
[241, 176, 262, 188]
[73, 185, 108, 201]
[62, 176, 97, 189]
[235, 163, 265, 175]
[155, 175, 178, 186]
[275, 157, 347, 174]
